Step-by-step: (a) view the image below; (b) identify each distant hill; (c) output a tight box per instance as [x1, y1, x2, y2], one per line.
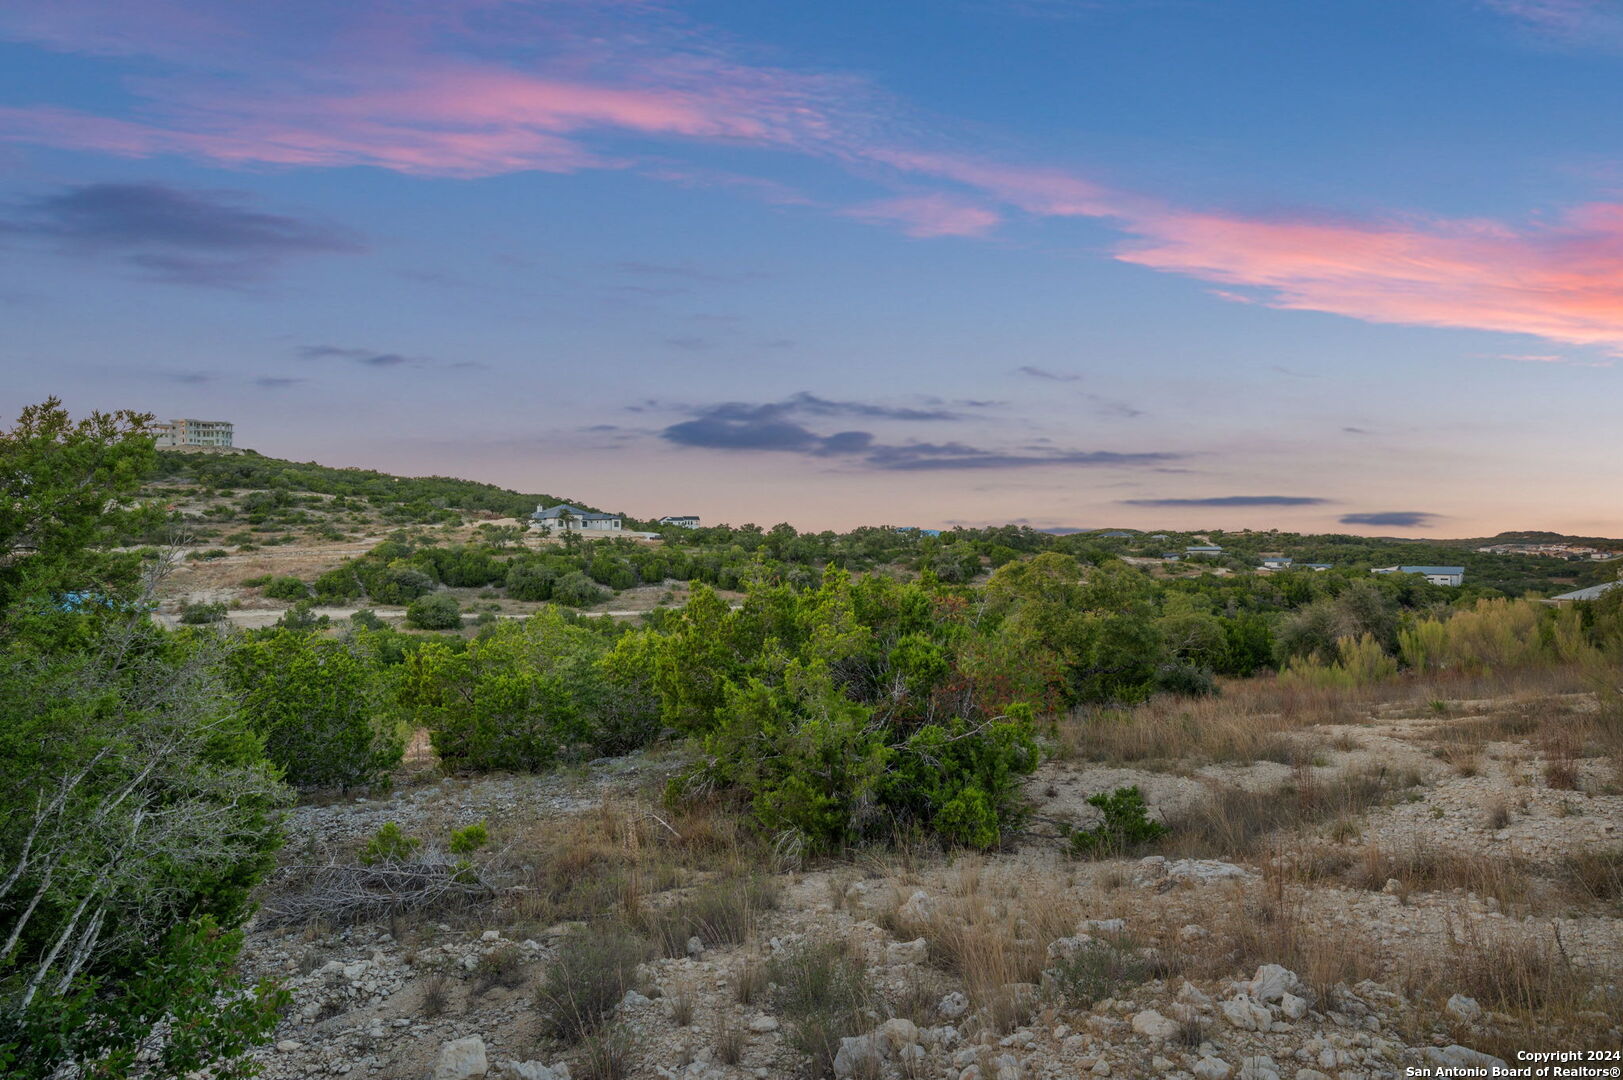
[151, 449, 608, 521]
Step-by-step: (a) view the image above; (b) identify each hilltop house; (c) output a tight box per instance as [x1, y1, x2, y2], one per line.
[1304, 563, 1334, 571]
[1372, 565, 1465, 587]
[1186, 544, 1223, 556]
[658, 515, 701, 529]
[153, 418, 233, 448]
[1260, 556, 1293, 569]
[532, 504, 622, 532]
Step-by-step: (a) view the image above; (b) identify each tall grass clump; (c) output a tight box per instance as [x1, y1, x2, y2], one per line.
[769, 939, 876, 1078]
[535, 926, 654, 1044]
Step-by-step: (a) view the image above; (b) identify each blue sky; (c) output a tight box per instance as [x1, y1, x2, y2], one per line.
[1, 0, 1620, 534]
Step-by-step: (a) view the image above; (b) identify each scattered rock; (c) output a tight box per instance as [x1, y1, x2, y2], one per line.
[434, 1036, 489, 1080]
[1130, 1008, 1180, 1040]
[1193, 1057, 1232, 1080]
[938, 991, 970, 1019]
[1248, 964, 1301, 1003]
[886, 937, 929, 965]
[1425, 1045, 1509, 1070]
[1445, 994, 1483, 1023]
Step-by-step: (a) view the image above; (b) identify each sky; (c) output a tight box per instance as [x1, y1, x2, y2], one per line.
[1, 0, 1620, 536]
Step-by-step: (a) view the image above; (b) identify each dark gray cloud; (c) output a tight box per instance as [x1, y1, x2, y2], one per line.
[660, 394, 1176, 471]
[1017, 365, 1081, 382]
[299, 344, 413, 367]
[1340, 511, 1440, 528]
[1, 182, 364, 286]
[868, 443, 1175, 471]
[1122, 495, 1330, 508]
[254, 376, 306, 389]
[1081, 392, 1144, 419]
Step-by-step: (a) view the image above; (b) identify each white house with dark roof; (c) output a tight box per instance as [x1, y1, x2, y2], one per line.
[658, 514, 701, 528]
[1260, 556, 1293, 569]
[1372, 565, 1465, 586]
[532, 503, 622, 531]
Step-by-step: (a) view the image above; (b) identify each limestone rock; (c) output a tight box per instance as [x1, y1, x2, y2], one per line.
[1445, 994, 1483, 1023]
[1248, 964, 1301, 1003]
[434, 1036, 489, 1080]
[887, 938, 929, 966]
[1192, 1057, 1231, 1080]
[1130, 1009, 1180, 1040]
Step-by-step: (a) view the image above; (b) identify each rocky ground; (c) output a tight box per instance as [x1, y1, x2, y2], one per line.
[237, 689, 1623, 1080]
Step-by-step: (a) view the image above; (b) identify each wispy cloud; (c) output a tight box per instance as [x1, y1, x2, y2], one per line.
[1500, 352, 1616, 368]
[1016, 365, 1081, 382]
[297, 343, 482, 372]
[1483, 0, 1623, 47]
[1122, 495, 1330, 508]
[1340, 510, 1441, 528]
[0, 181, 363, 286]
[10, 4, 1623, 353]
[841, 194, 1001, 238]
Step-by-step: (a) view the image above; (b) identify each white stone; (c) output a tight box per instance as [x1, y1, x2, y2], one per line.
[1445, 994, 1483, 1023]
[832, 1034, 879, 1079]
[748, 1015, 779, 1033]
[619, 990, 652, 1009]
[875, 1018, 920, 1055]
[503, 1062, 569, 1080]
[686, 935, 704, 958]
[886, 938, 929, 965]
[1279, 992, 1308, 1020]
[1177, 980, 1212, 1005]
[1294, 1071, 1331, 1080]
[480, 930, 501, 942]
[1220, 996, 1271, 1031]
[1083, 918, 1126, 934]
[1248, 964, 1301, 1003]
[1237, 1056, 1280, 1080]
[1130, 1009, 1180, 1040]
[938, 990, 970, 1019]
[1046, 935, 1095, 961]
[1192, 1059, 1231, 1080]
[434, 1036, 489, 1080]
[1179, 924, 1210, 942]
[898, 889, 936, 924]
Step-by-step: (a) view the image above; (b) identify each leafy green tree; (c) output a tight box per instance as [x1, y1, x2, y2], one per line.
[505, 560, 555, 601]
[401, 611, 600, 770]
[227, 628, 403, 790]
[552, 570, 608, 607]
[406, 592, 463, 630]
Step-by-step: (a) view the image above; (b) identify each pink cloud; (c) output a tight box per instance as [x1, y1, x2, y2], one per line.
[1115, 203, 1623, 351]
[8, 1, 1623, 353]
[842, 194, 1002, 238]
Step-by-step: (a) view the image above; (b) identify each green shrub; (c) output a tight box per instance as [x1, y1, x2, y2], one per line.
[404, 612, 625, 772]
[1068, 786, 1168, 857]
[350, 608, 386, 631]
[178, 600, 228, 624]
[449, 821, 489, 855]
[360, 823, 421, 865]
[552, 570, 608, 607]
[1045, 937, 1155, 1006]
[226, 628, 401, 790]
[406, 592, 463, 630]
[261, 575, 309, 601]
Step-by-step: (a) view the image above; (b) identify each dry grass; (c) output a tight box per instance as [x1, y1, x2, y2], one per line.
[472, 943, 529, 993]
[535, 925, 656, 1045]
[891, 861, 1077, 1020]
[1210, 875, 1382, 1003]
[635, 874, 779, 958]
[1160, 766, 1421, 859]
[504, 798, 764, 932]
[713, 1014, 744, 1066]
[420, 972, 451, 1018]
[1056, 665, 1604, 769]
[769, 938, 876, 1079]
